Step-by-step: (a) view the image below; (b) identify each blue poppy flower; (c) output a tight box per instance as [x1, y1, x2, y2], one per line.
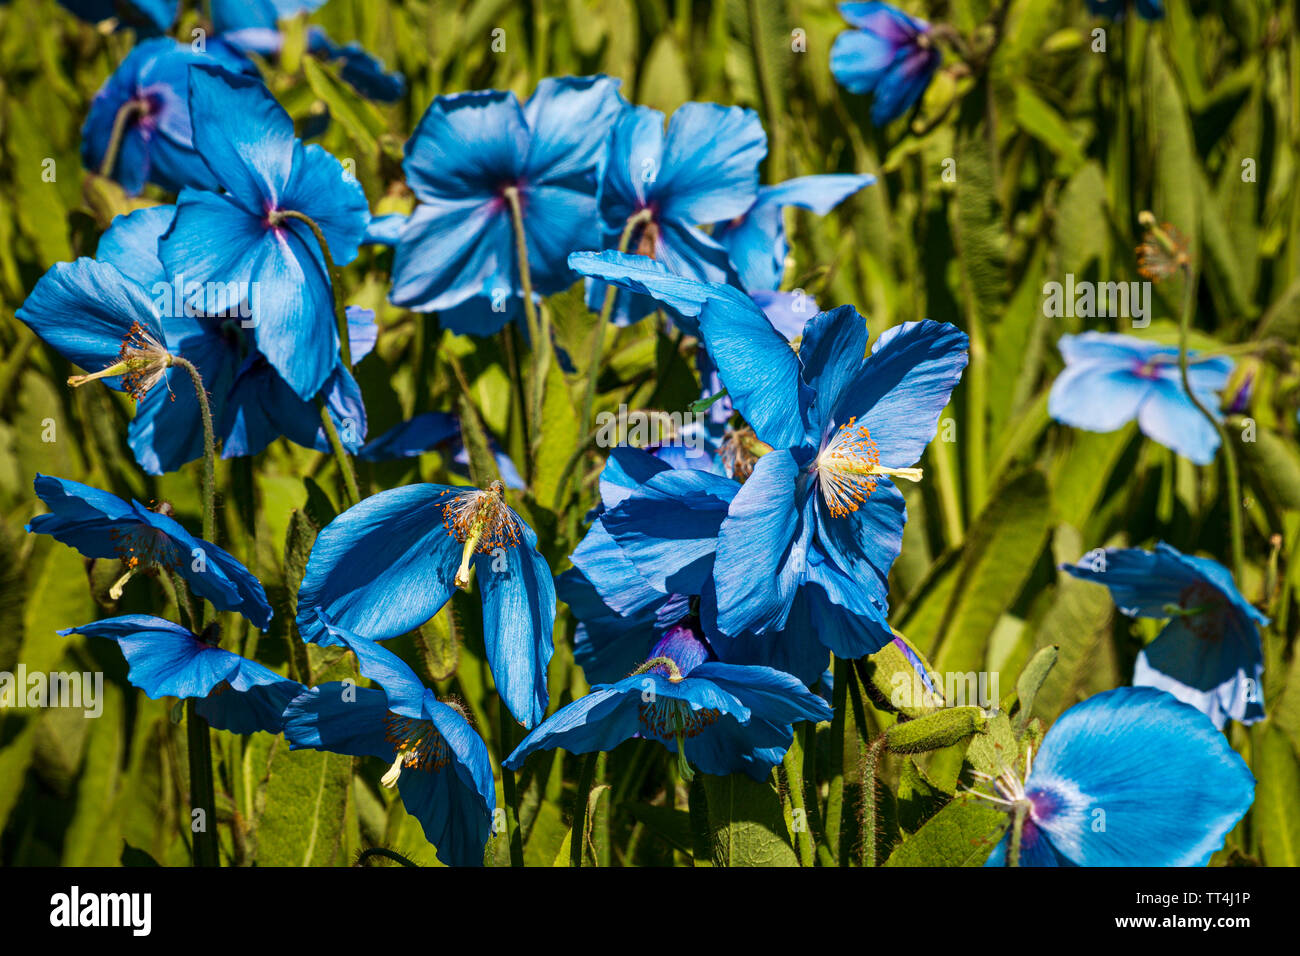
[569, 251, 968, 658]
[85, 205, 372, 473]
[561, 446, 830, 686]
[1086, 0, 1164, 20]
[60, 615, 299, 734]
[27, 474, 273, 629]
[282, 616, 495, 866]
[712, 174, 876, 293]
[830, 3, 942, 126]
[1048, 332, 1233, 465]
[1062, 543, 1266, 728]
[295, 481, 556, 727]
[357, 411, 525, 489]
[58, 0, 177, 34]
[388, 76, 625, 332]
[81, 38, 258, 196]
[505, 625, 831, 781]
[157, 65, 369, 401]
[981, 687, 1253, 866]
[586, 102, 766, 324]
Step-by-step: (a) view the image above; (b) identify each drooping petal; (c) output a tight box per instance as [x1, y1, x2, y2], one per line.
[61, 615, 237, 699]
[283, 683, 395, 759]
[295, 484, 462, 645]
[310, 612, 429, 718]
[393, 702, 495, 867]
[474, 519, 557, 728]
[16, 258, 165, 390]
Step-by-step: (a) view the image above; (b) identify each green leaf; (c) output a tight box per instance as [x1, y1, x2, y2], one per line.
[930, 469, 1053, 676]
[883, 794, 1006, 867]
[701, 772, 798, 867]
[1252, 724, 1300, 866]
[255, 740, 353, 866]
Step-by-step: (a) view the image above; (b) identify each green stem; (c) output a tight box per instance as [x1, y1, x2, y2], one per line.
[1007, 800, 1027, 868]
[497, 697, 524, 867]
[825, 658, 848, 864]
[570, 751, 598, 867]
[578, 208, 655, 438]
[860, 734, 886, 867]
[1173, 262, 1245, 579]
[171, 356, 216, 546]
[502, 186, 548, 417]
[272, 209, 352, 369]
[355, 847, 419, 867]
[185, 697, 219, 867]
[783, 729, 816, 866]
[318, 402, 361, 507]
[99, 97, 146, 180]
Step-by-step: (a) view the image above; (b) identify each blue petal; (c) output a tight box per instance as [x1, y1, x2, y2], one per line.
[711, 449, 814, 636]
[523, 75, 626, 185]
[600, 468, 738, 595]
[187, 65, 297, 214]
[1136, 379, 1222, 464]
[96, 205, 172, 287]
[16, 259, 165, 391]
[358, 411, 461, 461]
[295, 484, 462, 645]
[63, 614, 238, 699]
[363, 213, 410, 247]
[402, 695, 497, 866]
[558, 567, 663, 685]
[567, 518, 664, 618]
[655, 103, 766, 224]
[826, 319, 969, 466]
[196, 656, 301, 734]
[473, 520, 556, 728]
[689, 661, 833, 725]
[283, 683, 394, 758]
[310, 612, 430, 718]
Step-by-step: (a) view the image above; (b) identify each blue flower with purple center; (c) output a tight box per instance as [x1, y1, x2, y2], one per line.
[981, 687, 1252, 866]
[830, 3, 942, 126]
[1048, 332, 1233, 465]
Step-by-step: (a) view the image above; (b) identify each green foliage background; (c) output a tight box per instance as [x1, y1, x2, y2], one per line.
[0, 0, 1298, 866]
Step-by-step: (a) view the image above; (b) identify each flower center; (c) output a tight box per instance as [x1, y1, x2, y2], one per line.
[1174, 581, 1227, 640]
[440, 480, 521, 589]
[381, 714, 450, 788]
[67, 321, 172, 401]
[815, 417, 922, 517]
[637, 697, 720, 742]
